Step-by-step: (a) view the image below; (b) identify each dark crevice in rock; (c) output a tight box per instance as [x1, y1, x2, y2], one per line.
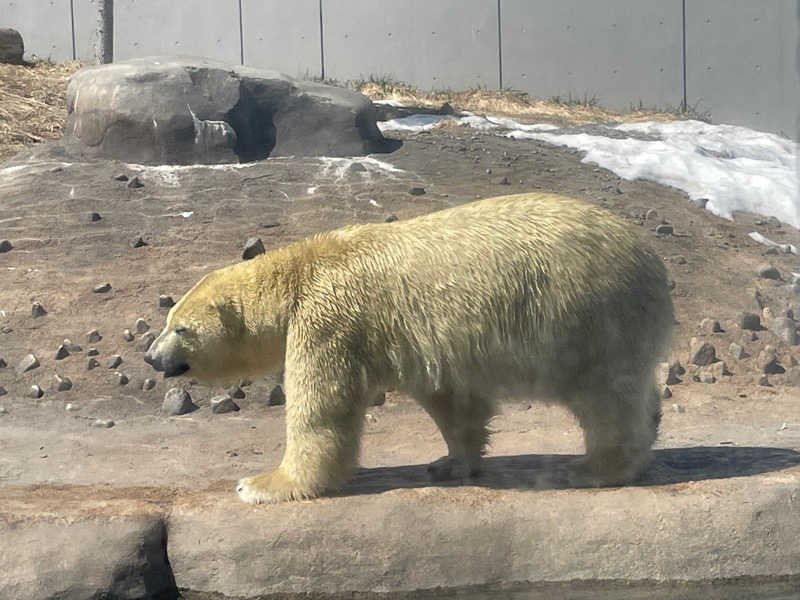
[227, 81, 278, 163]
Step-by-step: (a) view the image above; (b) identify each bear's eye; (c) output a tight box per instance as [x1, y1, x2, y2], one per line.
[174, 326, 187, 334]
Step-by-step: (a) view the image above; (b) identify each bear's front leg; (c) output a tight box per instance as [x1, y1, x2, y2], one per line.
[237, 339, 367, 504]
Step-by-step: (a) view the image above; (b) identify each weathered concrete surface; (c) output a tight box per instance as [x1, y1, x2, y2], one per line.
[1, 393, 799, 599]
[62, 57, 393, 164]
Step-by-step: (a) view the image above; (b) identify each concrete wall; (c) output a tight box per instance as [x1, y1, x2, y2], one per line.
[3, 0, 798, 139]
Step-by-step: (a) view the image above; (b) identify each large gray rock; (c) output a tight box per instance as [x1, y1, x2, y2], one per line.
[63, 57, 394, 165]
[0, 28, 24, 64]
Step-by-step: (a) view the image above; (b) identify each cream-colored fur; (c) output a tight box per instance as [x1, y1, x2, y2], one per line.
[146, 192, 674, 503]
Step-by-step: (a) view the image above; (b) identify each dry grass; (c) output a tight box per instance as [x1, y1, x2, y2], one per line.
[0, 60, 82, 162]
[353, 78, 687, 126]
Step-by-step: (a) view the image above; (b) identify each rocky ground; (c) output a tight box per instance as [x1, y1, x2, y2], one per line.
[1, 123, 799, 599]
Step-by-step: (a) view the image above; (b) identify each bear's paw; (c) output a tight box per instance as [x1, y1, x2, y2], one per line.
[236, 468, 319, 504]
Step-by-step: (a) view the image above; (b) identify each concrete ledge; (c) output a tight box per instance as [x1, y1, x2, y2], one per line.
[3, 457, 799, 599]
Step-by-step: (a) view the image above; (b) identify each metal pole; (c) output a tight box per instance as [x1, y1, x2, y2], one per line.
[238, 0, 245, 65]
[681, 0, 687, 112]
[497, 0, 503, 89]
[98, 0, 113, 63]
[318, 0, 325, 80]
[69, 0, 76, 60]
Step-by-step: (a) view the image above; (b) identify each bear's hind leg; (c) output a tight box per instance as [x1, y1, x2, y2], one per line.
[566, 375, 660, 487]
[418, 391, 493, 481]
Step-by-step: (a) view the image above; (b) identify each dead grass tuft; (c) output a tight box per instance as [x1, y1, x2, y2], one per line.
[0, 60, 82, 162]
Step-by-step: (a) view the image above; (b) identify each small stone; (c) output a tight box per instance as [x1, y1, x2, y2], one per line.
[689, 340, 717, 366]
[696, 370, 716, 384]
[757, 263, 781, 280]
[758, 375, 771, 386]
[162, 388, 198, 415]
[762, 307, 774, 326]
[92, 419, 115, 428]
[661, 386, 672, 399]
[708, 361, 730, 379]
[54, 374, 72, 391]
[88, 211, 101, 222]
[758, 349, 784, 374]
[365, 413, 377, 424]
[671, 403, 685, 413]
[492, 176, 510, 185]
[211, 394, 240, 414]
[31, 302, 47, 318]
[372, 392, 386, 406]
[227, 385, 246, 399]
[87, 348, 99, 356]
[740, 312, 761, 331]
[0, 385, 6, 396]
[159, 295, 175, 308]
[764, 247, 779, 256]
[0, 239, 12, 253]
[485, 168, 492, 174]
[122, 329, 134, 342]
[385, 214, 399, 223]
[93, 282, 112, 293]
[135, 318, 149, 334]
[87, 358, 100, 370]
[700, 318, 722, 334]
[242, 237, 266, 260]
[114, 173, 129, 181]
[268, 385, 286, 406]
[139, 332, 156, 352]
[54, 344, 70, 360]
[0, 406, 6, 415]
[0, 358, 5, 368]
[672, 255, 687, 265]
[142, 378, 156, 391]
[65, 403, 80, 411]
[116, 372, 129, 385]
[17, 354, 39, 373]
[655, 223, 673, 235]
[409, 187, 426, 196]
[127, 176, 144, 189]
[728, 342, 746, 360]
[771, 317, 798, 345]
[657, 361, 682, 385]
[107, 355, 122, 369]
[131, 236, 148, 248]
[63, 339, 82, 352]
[645, 210, 659, 223]
[28, 385, 44, 399]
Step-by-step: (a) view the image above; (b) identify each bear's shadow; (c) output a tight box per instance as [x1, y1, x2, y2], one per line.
[339, 446, 800, 497]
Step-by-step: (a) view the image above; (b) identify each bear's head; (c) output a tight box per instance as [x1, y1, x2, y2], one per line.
[144, 266, 287, 383]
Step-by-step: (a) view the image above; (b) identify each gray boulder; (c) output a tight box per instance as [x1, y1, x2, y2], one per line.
[0, 28, 24, 64]
[63, 57, 394, 165]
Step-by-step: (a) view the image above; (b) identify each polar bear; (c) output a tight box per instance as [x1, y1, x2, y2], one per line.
[145, 192, 673, 503]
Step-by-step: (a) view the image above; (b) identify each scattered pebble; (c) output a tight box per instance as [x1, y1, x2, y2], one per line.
[88, 212, 101, 222]
[0, 239, 12, 253]
[655, 224, 673, 235]
[758, 375, 771, 386]
[728, 342, 746, 360]
[242, 237, 266, 260]
[63, 339, 82, 352]
[385, 214, 398, 223]
[268, 384, 286, 406]
[0, 385, 6, 396]
[107, 355, 122, 369]
[739, 312, 761, 331]
[492, 176, 510, 185]
[708, 361, 731, 379]
[700, 318, 722, 333]
[65, 403, 80, 411]
[92, 419, 115, 428]
[159, 295, 175, 308]
[409, 187, 426, 196]
[54, 374, 72, 391]
[54, 344, 70, 360]
[689, 339, 717, 366]
[135, 318, 149, 334]
[771, 317, 798, 345]
[131, 236, 148, 248]
[31, 302, 47, 318]
[671, 403, 684, 413]
[17, 354, 39, 373]
[127, 176, 144, 189]
[123, 329, 134, 342]
[114, 173, 129, 181]
[162, 388, 198, 415]
[142, 378, 156, 391]
[28, 384, 43, 398]
[87, 358, 100, 370]
[661, 386, 672, 399]
[227, 385, 246, 399]
[87, 348, 99, 356]
[0, 407, 7, 415]
[139, 332, 156, 352]
[0, 358, 5, 368]
[365, 413, 377, 424]
[116, 372, 129, 385]
[93, 282, 112, 293]
[757, 348, 785, 374]
[372, 392, 386, 406]
[757, 263, 781, 280]
[211, 394, 240, 414]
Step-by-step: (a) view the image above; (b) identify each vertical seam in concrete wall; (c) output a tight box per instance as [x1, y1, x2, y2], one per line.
[319, 0, 325, 79]
[69, 0, 76, 60]
[497, 0, 503, 89]
[681, 0, 687, 112]
[238, 0, 245, 65]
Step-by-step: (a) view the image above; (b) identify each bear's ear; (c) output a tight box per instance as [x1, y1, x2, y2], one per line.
[212, 298, 246, 334]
